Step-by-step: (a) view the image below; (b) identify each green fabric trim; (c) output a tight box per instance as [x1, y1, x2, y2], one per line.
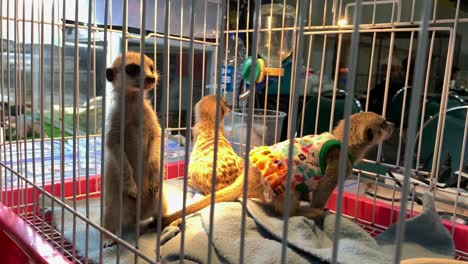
[318, 139, 356, 173]
[348, 153, 355, 165]
[318, 139, 342, 173]
[295, 183, 309, 194]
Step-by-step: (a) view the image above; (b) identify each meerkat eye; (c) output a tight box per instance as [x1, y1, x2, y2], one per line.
[149, 65, 154, 72]
[381, 121, 388, 128]
[125, 64, 140, 76]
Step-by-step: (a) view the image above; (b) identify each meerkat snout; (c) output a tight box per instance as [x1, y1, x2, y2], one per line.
[145, 76, 156, 85]
[105, 51, 159, 92]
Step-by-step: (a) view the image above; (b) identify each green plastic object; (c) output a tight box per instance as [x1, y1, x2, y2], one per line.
[268, 58, 292, 95]
[298, 91, 363, 136]
[241, 56, 261, 84]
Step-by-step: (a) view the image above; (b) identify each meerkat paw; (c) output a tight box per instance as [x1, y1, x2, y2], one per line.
[102, 238, 117, 248]
[296, 207, 327, 221]
[149, 182, 159, 196]
[169, 218, 183, 227]
[161, 216, 183, 228]
[125, 183, 138, 199]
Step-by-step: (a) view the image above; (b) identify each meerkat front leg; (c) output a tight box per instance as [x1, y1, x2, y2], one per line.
[147, 141, 161, 196]
[310, 148, 352, 210]
[148, 160, 160, 196]
[109, 144, 137, 198]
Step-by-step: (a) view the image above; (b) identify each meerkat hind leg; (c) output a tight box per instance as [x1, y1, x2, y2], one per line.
[310, 149, 349, 210]
[293, 206, 327, 221]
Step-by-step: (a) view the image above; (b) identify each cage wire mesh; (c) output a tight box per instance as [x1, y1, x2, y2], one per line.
[0, 0, 468, 263]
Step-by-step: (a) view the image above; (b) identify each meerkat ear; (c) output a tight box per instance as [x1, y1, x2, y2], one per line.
[365, 127, 374, 142]
[220, 105, 224, 117]
[225, 102, 231, 115]
[220, 102, 230, 117]
[106, 68, 115, 82]
[222, 99, 231, 116]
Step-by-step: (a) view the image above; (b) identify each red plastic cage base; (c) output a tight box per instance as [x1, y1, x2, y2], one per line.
[0, 161, 184, 263]
[1, 160, 467, 262]
[326, 191, 468, 255]
[0, 203, 71, 264]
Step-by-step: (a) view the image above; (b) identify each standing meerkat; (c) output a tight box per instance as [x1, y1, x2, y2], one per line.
[164, 112, 394, 226]
[188, 94, 244, 195]
[103, 51, 167, 247]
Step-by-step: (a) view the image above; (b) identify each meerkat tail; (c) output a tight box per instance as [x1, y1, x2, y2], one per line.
[163, 174, 244, 225]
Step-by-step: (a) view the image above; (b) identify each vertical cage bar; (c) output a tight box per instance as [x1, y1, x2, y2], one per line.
[371, 0, 377, 25]
[280, 0, 308, 263]
[430, 0, 461, 192]
[60, 0, 67, 254]
[322, 0, 328, 27]
[233, 0, 242, 111]
[99, 0, 109, 261]
[259, 1, 277, 145]
[0, 0, 3, 205]
[364, 32, 376, 112]
[179, 0, 196, 261]
[93, 0, 98, 189]
[117, 0, 128, 261]
[228, 0, 242, 137]
[152, 0, 158, 114]
[30, 0, 37, 233]
[375, 31, 395, 162]
[12, 2, 19, 209]
[222, 0, 229, 100]
[199, 0, 208, 99]
[14, 0, 21, 215]
[155, 0, 170, 259]
[207, 1, 227, 262]
[396, 32, 415, 167]
[393, 0, 431, 263]
[298, 0, 315, 138]
[353, 172, 361, 221]
[40, 0, 46, 235]
[49, 0, 56, 238]
[134, 0, 147, 262]
[72, 0, 80, 259]
[314, 34, 328, 135]
[21, 0, 28, 217]
[371, 174, 379, 225]
[328, 32, 342, 132]
[272, 0, 291, 144]
[85, 0, 93, 259]
[331, 1, 362, 263]
[238, 0, 260, 261]
[451, 109, 468, 235]
[6, 0, 12, 209]
[390, 181, 397, 224]
[410, 0, 416, 23]
[415, 32, 436, 170]
[176, 0, 184, 181]
[299, 32, 314, 137]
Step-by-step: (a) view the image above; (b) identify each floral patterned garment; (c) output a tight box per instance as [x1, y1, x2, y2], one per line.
[249, 132, 344, 195]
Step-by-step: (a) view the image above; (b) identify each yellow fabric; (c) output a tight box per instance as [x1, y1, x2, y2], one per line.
[249, 146, 288, 193]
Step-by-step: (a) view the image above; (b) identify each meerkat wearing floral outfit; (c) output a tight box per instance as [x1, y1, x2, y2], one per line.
[164, 112, 394, 226]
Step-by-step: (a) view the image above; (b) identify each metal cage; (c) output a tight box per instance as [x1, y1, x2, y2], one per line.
[0, 0, 468, 263]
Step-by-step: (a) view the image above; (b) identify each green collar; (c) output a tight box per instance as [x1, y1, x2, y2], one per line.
[348, 153, 355, 165]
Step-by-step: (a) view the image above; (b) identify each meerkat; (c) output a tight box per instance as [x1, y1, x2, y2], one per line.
[163, 112, 394, 226]
[103, 51, 167, 247]
[188, 94, 244, 195]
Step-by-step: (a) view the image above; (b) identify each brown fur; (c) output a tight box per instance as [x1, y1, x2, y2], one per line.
[103, 51, 167, 247]
[163, 112, 394, 226]
[188, 95, 244, 194]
